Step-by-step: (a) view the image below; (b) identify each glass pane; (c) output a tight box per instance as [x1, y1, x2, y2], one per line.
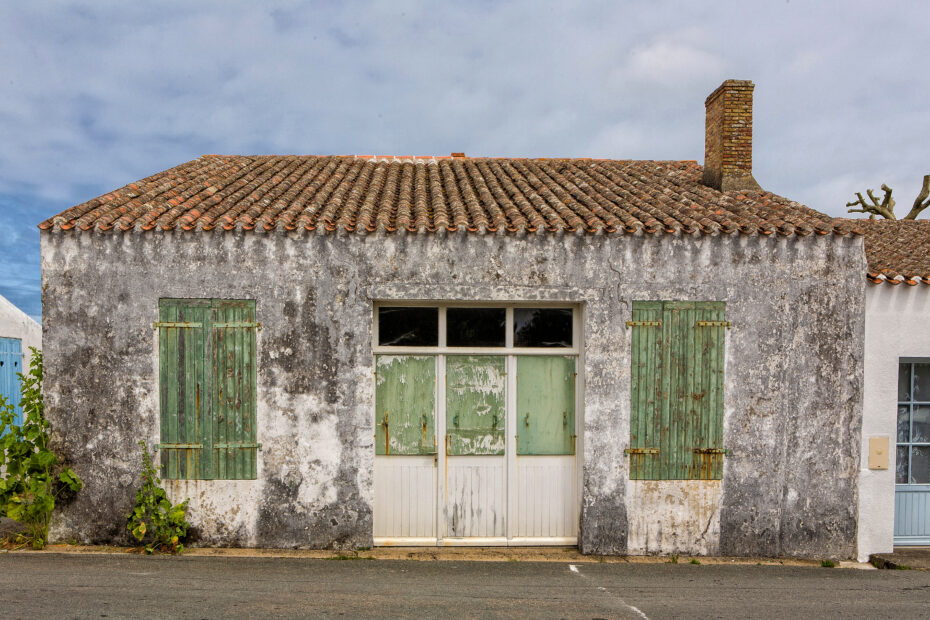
[899, 363, 912, 402]
[915, 406, 930, 443]
[898, 405, 911, 443]
[378, 307, 438, 346]
[513, 308, 573, 348]
[911, 446, 930, 484]
[897, 446, 909, 484]
[447, 308, 505, 347]
[915, 364, 930, 401]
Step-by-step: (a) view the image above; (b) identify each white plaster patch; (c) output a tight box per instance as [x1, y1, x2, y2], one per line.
[626, 480, 722, 555]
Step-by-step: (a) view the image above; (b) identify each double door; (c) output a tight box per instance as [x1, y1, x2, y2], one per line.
[373, 353, 578, 545]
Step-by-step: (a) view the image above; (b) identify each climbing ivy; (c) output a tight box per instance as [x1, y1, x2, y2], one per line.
[0, 348, 83, 549]
[127, 441, 190, 554]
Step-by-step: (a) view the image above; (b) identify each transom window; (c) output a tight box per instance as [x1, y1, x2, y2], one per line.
[897, 360, 930, 485]
[375, 305, 576, 351]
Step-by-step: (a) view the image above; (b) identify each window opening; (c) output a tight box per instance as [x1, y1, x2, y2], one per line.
[447, 307, 506, 347]
[377, 307, 438, 346]
[513, 308, 573, 348]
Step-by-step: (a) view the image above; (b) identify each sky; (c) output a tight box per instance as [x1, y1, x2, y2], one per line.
[1, 1, 929, 320]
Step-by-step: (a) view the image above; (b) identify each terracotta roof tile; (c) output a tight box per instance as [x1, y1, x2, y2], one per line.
[856, 219, 930, 285]
[40, 155, 858, 238]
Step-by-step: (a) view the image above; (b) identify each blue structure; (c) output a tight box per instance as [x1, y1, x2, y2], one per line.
[0, 337, 23, 427]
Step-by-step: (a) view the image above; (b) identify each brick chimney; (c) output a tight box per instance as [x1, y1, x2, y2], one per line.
[702, 79, 761, 191]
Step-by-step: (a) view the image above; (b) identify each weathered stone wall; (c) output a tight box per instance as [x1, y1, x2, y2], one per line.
[41, 229, 865, 557]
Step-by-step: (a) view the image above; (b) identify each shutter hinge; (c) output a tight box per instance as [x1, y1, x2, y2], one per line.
[626, 320, 662, 328]
[155, 442, 203, 449]
[693, 447, 729, 455]
[214, 442, 262, 451]
[695, 321, 731, 328]
[152, 322, 203, 329]
[213, 321, 262, 330]
[624, 447, 659, 455]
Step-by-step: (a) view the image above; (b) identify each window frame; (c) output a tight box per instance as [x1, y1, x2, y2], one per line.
[896, 359, 930, 487]
[372, 302, 579, 356]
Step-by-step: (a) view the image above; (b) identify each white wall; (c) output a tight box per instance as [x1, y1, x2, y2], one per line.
[0, 293, 41, 356]
[859, 283, 930, 561]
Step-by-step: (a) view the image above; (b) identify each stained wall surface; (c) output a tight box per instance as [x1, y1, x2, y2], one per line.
[858, 284, 930, 561]
[41, 230, 865, 556]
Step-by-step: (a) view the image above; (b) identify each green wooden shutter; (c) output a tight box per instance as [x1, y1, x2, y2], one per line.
[211, 299, 258, 480]
[690, 302, 726, 480]
[628, 302, 663, 479]
[516, 356, 576, 455]
[158, 299, 208, 480]
[629, 301, 726, 480]
[375, 355, 437, 455]
[446, 356, 505, 456]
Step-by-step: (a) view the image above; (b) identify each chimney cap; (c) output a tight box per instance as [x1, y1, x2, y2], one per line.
[704, 79, 755, 105]
[451, 152, 466, 158]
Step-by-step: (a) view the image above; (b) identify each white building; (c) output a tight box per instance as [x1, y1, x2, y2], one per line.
[858, 219, 930, 561]
[0, 293, 41, 423]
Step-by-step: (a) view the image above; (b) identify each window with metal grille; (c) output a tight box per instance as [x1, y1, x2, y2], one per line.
[627, 301, 727, 480]
[155, 299, 259, 480]
[896, 360, 930, 485]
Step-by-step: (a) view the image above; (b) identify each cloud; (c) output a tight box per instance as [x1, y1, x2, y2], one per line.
[2, 1, 930, 317]
[626, 38, 726, 88]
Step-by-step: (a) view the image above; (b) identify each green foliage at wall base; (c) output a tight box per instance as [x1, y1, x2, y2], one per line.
[0, 348, 83, 549]
[126, 441, 191, 554]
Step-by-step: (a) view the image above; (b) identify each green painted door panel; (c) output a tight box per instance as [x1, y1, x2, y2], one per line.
[445, 356, 506, 456]
[516, 356, 575, 455]
[375, 355, 436, 455]
[158, 299, 208, 480]
[212, 300, 258, 480]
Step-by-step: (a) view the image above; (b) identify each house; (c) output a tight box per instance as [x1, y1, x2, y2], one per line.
[40, 80, 866, 557]
[857, 220, 930, 561]
[0, 293, 41, 426]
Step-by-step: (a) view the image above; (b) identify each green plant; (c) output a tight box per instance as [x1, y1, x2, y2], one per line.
[668, 554, 679, 564]
[821, 559, 836, 568]
[0, 348, 82, 549]
[126, 441, 190, 554]
[690, 558, 701, 565]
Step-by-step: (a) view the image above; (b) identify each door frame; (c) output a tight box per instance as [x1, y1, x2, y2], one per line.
[372, 301, 585, 546]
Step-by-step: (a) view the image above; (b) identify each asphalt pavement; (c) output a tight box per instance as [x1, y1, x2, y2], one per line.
[2, 553, 930, 619]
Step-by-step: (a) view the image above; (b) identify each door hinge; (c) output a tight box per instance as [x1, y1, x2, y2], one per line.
[155, 442, 203, 449]
[624, 447, 659, 455]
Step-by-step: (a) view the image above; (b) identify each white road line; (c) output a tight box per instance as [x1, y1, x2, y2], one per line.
[567, 563, 650, 619]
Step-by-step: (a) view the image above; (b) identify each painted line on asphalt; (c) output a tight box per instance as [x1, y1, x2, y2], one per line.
[567, 563, 650, 619]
